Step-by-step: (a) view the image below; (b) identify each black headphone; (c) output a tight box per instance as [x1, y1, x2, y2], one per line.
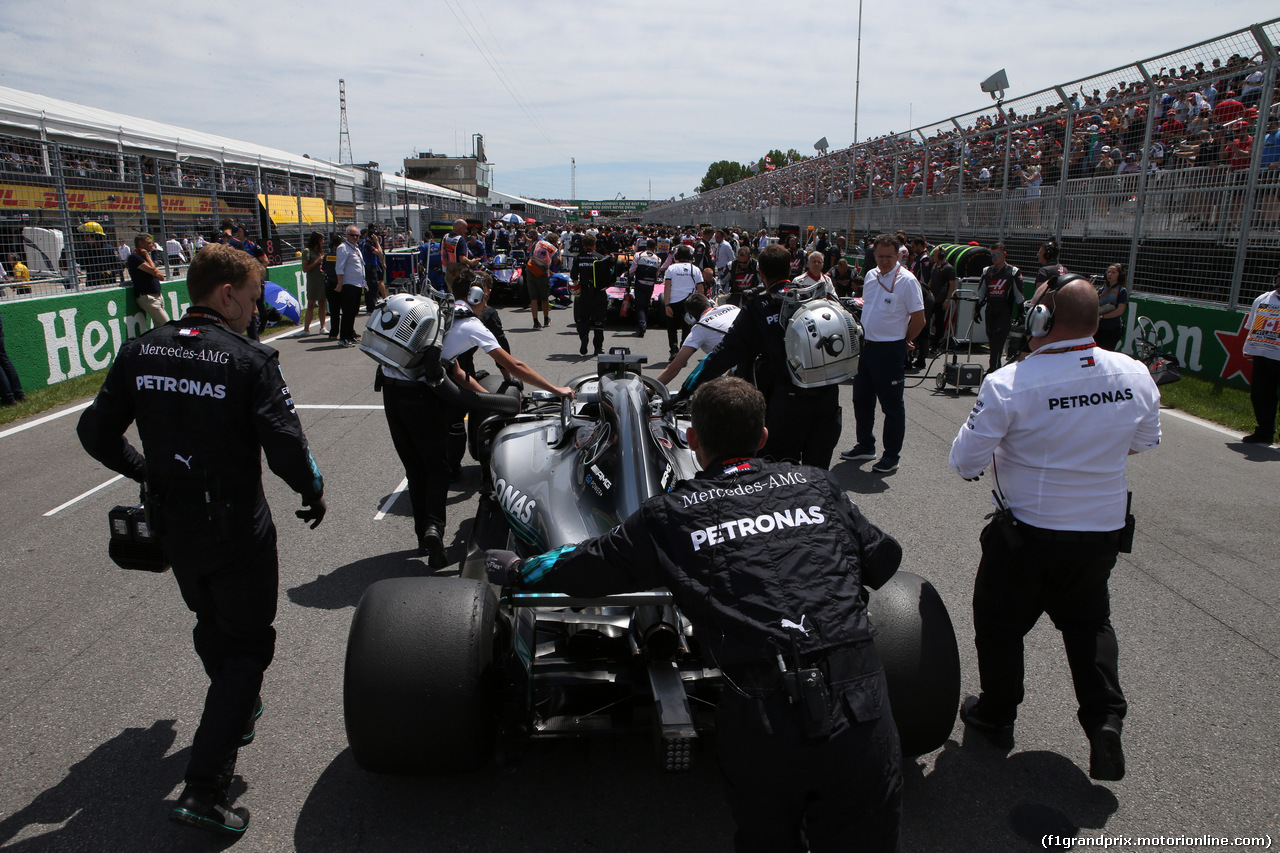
[1025, 273, 1089, 338]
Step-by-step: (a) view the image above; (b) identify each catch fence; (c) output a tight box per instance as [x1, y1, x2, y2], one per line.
[644, 18, 1280, 310]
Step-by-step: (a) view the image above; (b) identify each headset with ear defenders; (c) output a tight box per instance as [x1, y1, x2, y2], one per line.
[466, 285, 485, 306]
[1025, 273, 1089, 338]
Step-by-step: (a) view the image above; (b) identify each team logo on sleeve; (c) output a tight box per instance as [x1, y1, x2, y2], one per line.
[1080, 356, 1095, 368]
[178, 328, 201, 337]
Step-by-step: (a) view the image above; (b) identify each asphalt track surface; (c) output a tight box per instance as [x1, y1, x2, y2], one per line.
[0, 302, 1276, 853]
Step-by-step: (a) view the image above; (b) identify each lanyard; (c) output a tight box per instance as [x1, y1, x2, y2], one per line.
[876, 266, 900, 294]
[185, 309, 232, 331]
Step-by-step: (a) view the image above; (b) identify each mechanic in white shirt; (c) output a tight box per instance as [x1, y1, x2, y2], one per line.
[948, 273, 1160, 784]
[1240, 269, 1280, 444]
[662, 244, 703, 357]
[655, 293, 740, 385]
[377, 267, 571, 567]
[840, 234, 925, 473]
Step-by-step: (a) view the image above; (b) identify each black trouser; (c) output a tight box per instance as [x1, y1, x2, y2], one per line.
[382, 379, 455, 539]
[667, 299, 691, 352]
[909, 291, 936, 366]
[1250, 354, 1280, 438]
[170, 537, 278, 792]
[985, 314, 1012, 373]
[633, 283, 654, 332]
[337, 284, 364, 342]
[764, 384, 841, 470]
[324, 283, 340, 337]
[715, 664, 901, 853]
[365, 268, 383, 313]
[852, 340, 907, 460]
[971, 519, 1127, 735]
[925, 294, 947, 348]
[574, 288, 606, 353]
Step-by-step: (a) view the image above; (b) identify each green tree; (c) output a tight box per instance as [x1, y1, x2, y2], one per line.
[762, 149, 787, 171]
[784, 148, 809, 165]
[699, 160, 747, 193]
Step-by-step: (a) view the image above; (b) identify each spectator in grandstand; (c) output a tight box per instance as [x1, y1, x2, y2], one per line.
[126, 235, 169, 329]
[1095, 263, 1129, 352]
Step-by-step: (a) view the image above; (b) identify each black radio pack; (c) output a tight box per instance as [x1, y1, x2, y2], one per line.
[107, 502, 169, 573]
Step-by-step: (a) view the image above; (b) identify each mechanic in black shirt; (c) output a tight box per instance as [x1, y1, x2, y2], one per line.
[570, 233, 613, 356]
[77, 244, 326, 837]
[682, 243, 842, 469]
[486, 377, 903, 853]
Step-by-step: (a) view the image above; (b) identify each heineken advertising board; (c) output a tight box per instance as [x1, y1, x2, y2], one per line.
[0, 263, 304, 390]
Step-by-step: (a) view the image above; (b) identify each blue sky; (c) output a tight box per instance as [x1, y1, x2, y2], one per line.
[0, 0, 1272, 201]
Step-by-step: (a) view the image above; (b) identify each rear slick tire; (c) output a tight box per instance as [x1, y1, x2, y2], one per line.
[867, 571, 962, 757]
[344, 577, 498, 774]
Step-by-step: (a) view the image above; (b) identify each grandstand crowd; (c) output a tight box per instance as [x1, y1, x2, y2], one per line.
[652, 51, 1279, 219]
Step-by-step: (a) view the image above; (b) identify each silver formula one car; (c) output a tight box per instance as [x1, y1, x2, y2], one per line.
[343, 352, 961, 774]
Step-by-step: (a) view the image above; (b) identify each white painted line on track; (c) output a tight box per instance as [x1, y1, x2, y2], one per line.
[374, 478, 408, 520]
[44, 473, 126, 517]
[295, 404, 384, 410]
[0, 401, 94, 440]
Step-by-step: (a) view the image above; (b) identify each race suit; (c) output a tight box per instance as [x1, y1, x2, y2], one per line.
[511, 457, 903, 852]
[77, 308, 323, 793]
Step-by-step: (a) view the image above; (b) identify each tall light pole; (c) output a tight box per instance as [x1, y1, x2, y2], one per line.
[571, 157, 576, 202]
[853, 0, 863, 149]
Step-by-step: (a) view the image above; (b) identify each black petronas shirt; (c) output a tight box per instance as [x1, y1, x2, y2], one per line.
[514, 457, 901, 666]
[78, 307, 322, 561]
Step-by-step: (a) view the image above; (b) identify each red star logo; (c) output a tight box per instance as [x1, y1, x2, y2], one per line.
[1214, 318, 1254, 384]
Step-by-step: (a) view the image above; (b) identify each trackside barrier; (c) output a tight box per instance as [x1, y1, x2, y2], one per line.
[0, 262, 303, 390]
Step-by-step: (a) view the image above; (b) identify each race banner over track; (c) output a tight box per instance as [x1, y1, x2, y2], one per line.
[0, 263, 304, 390]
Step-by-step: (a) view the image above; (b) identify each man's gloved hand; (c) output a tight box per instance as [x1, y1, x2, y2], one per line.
[963, 470, 985, 482]
[484, 549, 524, 586]
[296, 496, 327, 529]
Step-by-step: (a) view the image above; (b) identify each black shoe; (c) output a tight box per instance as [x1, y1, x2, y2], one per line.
[1088, 725, 1125, 781]
[170, 785, 249, 836]
[543, 316, 551, 327]
[1241, 432, 1273, 444]
[419, 524, 446, 569]
[449, 466, 462, 484]
[13, 392, 25, 402]
[533, 319, 542, 330]
[960, 696, 1014, 740]
[241, 696, 264, 746]
[593, 348, 603, 356]
[634, 329, 646, 338]
[580, 340, 588, 355]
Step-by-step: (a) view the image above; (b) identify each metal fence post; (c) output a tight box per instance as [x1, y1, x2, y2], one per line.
[1125, 64, 1160, 288]
[1053, 87, 1074, 244]
[50, 142, 82, 290]
[998, 121, 1014, 241]
[135, 156, 149, 234]
[1227, 28, 1278, 308]
[153, 168, 171, 280]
